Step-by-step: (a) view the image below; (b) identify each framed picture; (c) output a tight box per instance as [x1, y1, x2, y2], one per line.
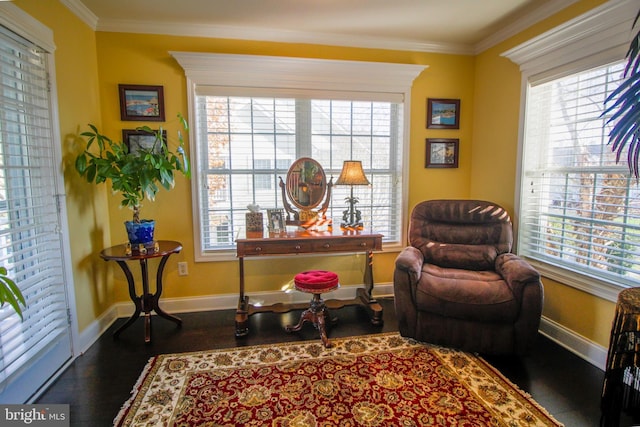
[267, 208, 285, 233]
[119, 84, 165, 121]
[426, 138, 459, 168]
[427, 98, 460, 129]
[122, 129, 167, 155]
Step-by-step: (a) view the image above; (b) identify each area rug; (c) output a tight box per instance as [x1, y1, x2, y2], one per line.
[114, 332, 563, 426]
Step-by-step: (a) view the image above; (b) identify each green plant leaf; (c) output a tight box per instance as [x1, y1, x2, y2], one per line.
[74, 116, 191, 214]
[160, 169, 174, 188]
[75, 154, 87, 174]
[86, 164, 97, 182]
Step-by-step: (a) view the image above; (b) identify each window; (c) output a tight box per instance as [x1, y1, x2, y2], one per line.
[195, 95, 403, 251]
[172, 52, 425, 259]
[519, 61, 640, 288]
[502, 0, 640, 297]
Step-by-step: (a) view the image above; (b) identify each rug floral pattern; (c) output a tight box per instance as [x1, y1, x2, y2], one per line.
[115, 333, 562, 426]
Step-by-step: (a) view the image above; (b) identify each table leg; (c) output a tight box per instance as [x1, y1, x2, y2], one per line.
[112, 260, 142, 339]
[113, 254, 182, 343]
[151, 254, 182, 327]
[139, 259, 152, 343]
[235, 257, 249, 337]
[359, 250, 383, 325]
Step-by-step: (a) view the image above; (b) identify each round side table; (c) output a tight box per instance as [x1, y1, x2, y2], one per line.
[100, 240, 182, 343]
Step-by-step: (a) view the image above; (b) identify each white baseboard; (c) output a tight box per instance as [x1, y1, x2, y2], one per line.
[77, 305, 119, 354]
[77, 284, 607, 372]
[539, 315, 607, 371]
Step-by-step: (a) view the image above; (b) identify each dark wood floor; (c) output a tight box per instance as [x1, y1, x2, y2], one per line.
[36, 298, 627, 426]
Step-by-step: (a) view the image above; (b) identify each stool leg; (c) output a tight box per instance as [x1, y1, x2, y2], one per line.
[316, 304, 333, 348]
[286, 293, 335, 348]
[286, 308, 314, 332]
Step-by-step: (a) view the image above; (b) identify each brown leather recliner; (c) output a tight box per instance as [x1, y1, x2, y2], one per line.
[393, 199, 543, 355]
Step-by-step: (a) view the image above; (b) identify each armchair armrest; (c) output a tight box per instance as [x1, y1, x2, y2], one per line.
[495, 253, 541, 301]
[395, 246, 424, 285]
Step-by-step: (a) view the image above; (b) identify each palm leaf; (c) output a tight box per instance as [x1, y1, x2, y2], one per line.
[604, 9, 640, 178]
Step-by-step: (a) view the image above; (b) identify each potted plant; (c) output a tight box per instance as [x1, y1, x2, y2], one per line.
[74, 114, 191, 246]
[0, 266, 25, 320]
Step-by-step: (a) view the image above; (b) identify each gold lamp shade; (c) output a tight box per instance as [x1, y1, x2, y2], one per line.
[335, 160, 370, 229]
[335, 160, 370, 186]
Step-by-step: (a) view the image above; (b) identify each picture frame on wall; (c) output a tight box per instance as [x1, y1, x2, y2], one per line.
[122, 129, 167, 155]
[267, 208, 285, 233]
[119, 84, 165, 121]
[427, 98, 460, 129]
[426, 138, 459, 168]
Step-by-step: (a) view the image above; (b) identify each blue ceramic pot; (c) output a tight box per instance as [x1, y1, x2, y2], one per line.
[124, 220, 155, 245]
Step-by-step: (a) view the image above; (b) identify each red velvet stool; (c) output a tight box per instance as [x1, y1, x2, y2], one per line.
[286, 270, 339, 348]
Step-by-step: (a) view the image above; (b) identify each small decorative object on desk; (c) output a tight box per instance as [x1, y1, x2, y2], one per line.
[125, 241, 159, 255]
[267, 208, 285, 233]
[245, 204, 264, 232]
[300, 210, 318, 229]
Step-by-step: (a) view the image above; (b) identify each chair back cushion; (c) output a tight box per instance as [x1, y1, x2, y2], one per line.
[409, 199, 513, 270]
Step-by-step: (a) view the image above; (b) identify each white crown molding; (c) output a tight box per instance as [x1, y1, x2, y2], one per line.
[170, 51, 427, 94]
[474, 0, 579, 54]
[59, 0, 98, 30]
[57, 0, 590, 56]
[502, 0, 636, 80]
[97, 18, 474, 55]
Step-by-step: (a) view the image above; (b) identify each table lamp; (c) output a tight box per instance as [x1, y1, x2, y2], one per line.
[335, 160, 370, 229]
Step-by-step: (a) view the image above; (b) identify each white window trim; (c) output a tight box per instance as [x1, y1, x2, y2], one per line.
[171, 52, 426, 261]
[502, 0, 637, 303]
[0, 3, 55, 53]
[0, 2, 78, 402]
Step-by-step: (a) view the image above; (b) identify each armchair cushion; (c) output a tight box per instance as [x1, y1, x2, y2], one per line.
[415, 264, 518, 322]
[417, 241, 499, 271]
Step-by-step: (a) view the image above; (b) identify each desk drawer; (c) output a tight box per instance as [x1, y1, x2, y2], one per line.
[239, 240, 312, 256]
[311, 237, 375, 252]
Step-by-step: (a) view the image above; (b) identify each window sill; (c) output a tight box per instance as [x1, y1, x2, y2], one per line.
[525, 258, 624, 303]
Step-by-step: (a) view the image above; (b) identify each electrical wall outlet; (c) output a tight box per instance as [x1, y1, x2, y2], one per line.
[177, 262, 188, 276]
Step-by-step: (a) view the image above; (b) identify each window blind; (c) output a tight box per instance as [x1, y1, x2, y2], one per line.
[0, 25, 71, 399]
[195, 94, 403, 252]
[519, 60, 640, 287]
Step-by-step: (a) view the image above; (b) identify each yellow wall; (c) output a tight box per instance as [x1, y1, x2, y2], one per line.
[12, 0, 113, 331]
[93, 33, 476, 304]
[10, 0, 621, 347]
[471, 0, 615, 347]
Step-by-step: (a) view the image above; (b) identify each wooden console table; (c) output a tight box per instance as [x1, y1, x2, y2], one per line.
[100, 240, 183, 343]
[235, 229, 383, 337]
